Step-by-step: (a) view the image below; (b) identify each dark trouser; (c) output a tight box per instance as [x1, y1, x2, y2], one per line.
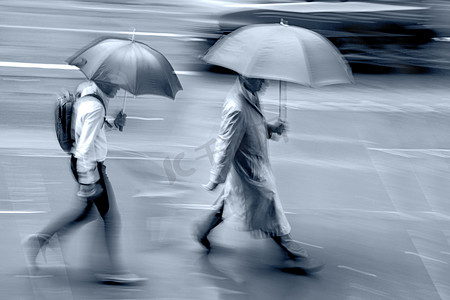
[197, 204, 225, 240]
[39, 156, 122, 271]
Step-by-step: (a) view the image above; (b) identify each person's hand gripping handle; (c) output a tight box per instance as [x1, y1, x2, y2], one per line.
[114, 109, 127, 132]
[270, 119, 288, 142]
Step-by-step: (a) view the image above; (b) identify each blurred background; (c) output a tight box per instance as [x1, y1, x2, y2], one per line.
[1, 1, 450, 299]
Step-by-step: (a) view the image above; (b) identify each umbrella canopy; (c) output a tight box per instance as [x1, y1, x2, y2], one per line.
[66, 36, 182, 99]
[203, 23, 353, 87]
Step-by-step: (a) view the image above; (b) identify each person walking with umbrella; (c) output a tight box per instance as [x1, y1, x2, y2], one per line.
[196, 22, 353, 272]
[23, 35, 181, 283]
[23, 80, 146, 284]
[196, 75, 323, 272]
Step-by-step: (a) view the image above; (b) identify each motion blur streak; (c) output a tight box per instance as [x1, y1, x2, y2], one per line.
[1, 0, 450, 300]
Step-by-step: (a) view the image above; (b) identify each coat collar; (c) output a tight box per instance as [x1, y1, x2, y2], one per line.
[237, 79, 264, 118]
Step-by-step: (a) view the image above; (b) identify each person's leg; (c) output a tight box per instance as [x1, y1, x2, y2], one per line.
[92, 163, 147, 284]
[92, 163, 123, 273]
[40, 155, 97, 239]
[23, 194, 95, 268]
[41, 200, 94, 236]
[195, 203, 224, 251]
[23, 155, 96, 268]
[271, 234, 308, 260]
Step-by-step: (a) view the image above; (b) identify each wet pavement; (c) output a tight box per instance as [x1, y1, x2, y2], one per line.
[1, 1, 450, 299]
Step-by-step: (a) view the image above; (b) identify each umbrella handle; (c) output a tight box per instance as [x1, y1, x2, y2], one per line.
[277, 116, 288, 143]
[119, 91, 128, 132]
[278, 81, 288, 143]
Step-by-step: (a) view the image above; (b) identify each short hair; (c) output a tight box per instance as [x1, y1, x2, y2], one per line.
[239, 75, 264, 84]
[96, 82, 118, 96]
[75, 81, 96, 98]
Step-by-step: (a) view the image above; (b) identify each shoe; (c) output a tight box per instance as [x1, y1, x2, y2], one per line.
[286, 242, 309, 260]
[194, 208, 224, 252]
[282, 257, 325, 274]
[95, 272, 148, 285]
[194, 224, 211, 251]
[199, 236, 211, 251]
[22, 233, 50, 270]
[272, 235, 309, 260]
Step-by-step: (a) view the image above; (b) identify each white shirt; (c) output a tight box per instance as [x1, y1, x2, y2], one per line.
[71, 83, 110, 184]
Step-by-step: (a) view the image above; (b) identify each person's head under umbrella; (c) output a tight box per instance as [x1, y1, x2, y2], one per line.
[75, 80, 126, 131]
[75, 81, 120, 100]
[239, 75, 268, 95]
[96, 82, 120, 98]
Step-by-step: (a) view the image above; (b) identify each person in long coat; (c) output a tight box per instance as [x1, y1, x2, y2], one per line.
[197, 75, 311, 265]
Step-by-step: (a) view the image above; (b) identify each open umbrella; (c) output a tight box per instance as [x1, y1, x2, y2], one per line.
[203, 21, 353, 120]
[66, 36, 183, 107]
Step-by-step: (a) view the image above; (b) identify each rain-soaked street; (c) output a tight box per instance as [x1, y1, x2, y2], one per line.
[1, 1, 450, 299]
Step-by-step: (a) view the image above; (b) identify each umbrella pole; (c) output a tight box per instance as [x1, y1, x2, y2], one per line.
[122, 91, 128, 113]
[278, 80, 288, 142]
[278, 81, 281, 120]
[117, 91, 128, 132]
[278, 80, 287, 121]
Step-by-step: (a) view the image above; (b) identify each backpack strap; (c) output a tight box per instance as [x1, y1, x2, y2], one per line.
[84, 93, 106, 113]
[83, 93, 113, 128]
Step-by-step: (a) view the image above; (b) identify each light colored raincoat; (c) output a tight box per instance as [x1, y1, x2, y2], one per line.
[210, 78, 291, 237]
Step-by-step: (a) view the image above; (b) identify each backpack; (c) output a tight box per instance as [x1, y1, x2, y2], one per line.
[55, 89, 106, 154]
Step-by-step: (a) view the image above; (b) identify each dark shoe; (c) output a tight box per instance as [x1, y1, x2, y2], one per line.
[199, 235, 211, 251]
[22, 233, 50, 270]
[282, 257, 325, 274]
[194, 208, 224, 252]
[95, 272, 148, 285]
[272, 235, 309, 260]
[194, 224, 212, 251]
[284, 239, 309, 260]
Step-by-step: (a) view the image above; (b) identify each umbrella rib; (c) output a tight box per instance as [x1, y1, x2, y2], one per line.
[297, 35, 313, 87]
[133, 43, 141, 95]
[141, 46, 163, 97]
[94, 41, 134, 88]
[242, 30, 268, 79]
[66, 36, 130, 65]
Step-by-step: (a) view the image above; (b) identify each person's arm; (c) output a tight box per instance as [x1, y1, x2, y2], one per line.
[206, 105, 245, 190]
[266, 119, 287, 139]
[104, 110, 127, 132]
[75, 102, 104, 184]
